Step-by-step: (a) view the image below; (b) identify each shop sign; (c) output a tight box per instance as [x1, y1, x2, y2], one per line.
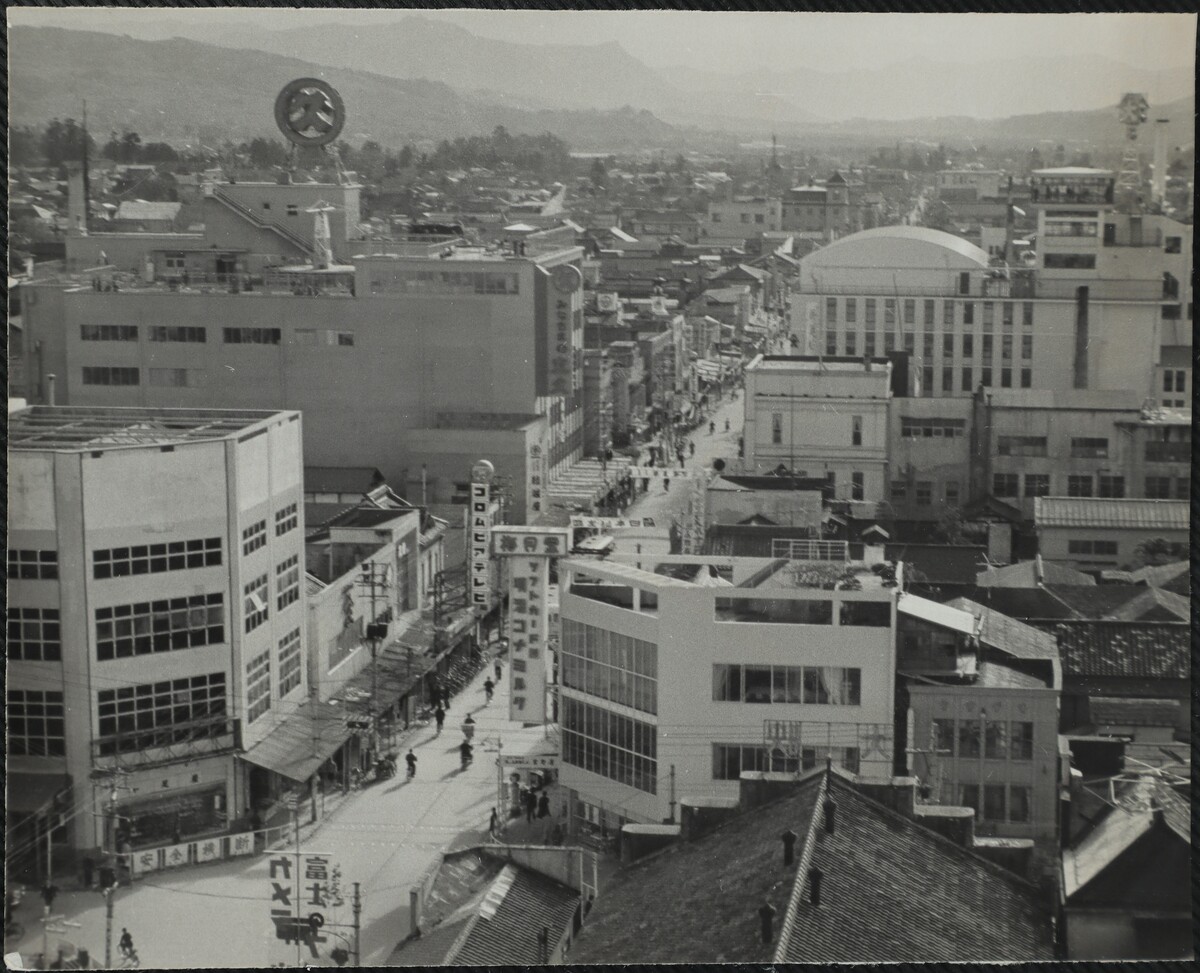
[229, 832, 255, 858]
[267, 851, 335, 956]
[570, 516, 656, 529]
[500, 754, 559, 770]
[626, 467, 707, 479]
[469, 462, 494, 607]
[492, 526, 569, 557]
[527, 443, 546, 517]
[507, 556, 549, 724]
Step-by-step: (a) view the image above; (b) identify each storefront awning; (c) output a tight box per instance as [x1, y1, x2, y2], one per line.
[7, 772, 71, 815]
[240, 701, 351, 784]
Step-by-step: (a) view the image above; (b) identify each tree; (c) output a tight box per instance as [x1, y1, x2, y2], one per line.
[1133, 537, 1187, 568]
[245, 137, 288, 169]
[41, 118, 95, 166]
[589, 157, 609, 191]
[935, 506, 967, 545]
[10, 126, 41, 166]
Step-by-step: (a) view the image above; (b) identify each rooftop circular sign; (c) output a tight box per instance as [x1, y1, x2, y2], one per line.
[274, 78, 346, 148]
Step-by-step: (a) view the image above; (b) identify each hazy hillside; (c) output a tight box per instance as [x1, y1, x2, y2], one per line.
[7, 27, 684, 149]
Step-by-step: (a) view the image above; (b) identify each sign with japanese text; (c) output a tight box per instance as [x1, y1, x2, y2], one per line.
[266, 851, 335, 959]
[501, 754, 560, 771]
[570, 516, 657, 530]
[492, 527, 569, 558]
[626, 467, 708, 480]
[507, 556, 549, 724]
[526, 442, 547, 518]
[469, 467, 494, 608]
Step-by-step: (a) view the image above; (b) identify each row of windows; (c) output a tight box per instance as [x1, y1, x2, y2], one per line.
[991, 472, 1129, 500]
[246, 651, 272, 723]
[97, 673, 227, 755]
[244, 574, 269, 632]
[242, 520, 267, 555]
[276, 556, 301, 612]
[933, 717, 1035, 760]
[93, 537, 222, 579]
[151, 325, 207, 343]
[82, 366, 139, 386]
[295, 329, 355, 347]
[1144, 476, 1190, 500]
[562, 696, 657, 794]
[223, 328, 281, 345]
[84, 325, 362, 347]
[715, 598, 890, 627]
[712, 743, 860, 780]
[96, 593, 225, 660]
[560, 620, 657, 677]
[560, 655, 657, 715]
[279, 628, 303, 697]
[891, 480, 960, 506]
[900, 418, 966, 439]
[7, 607, 61, 661]
[713, 665, 862, 706]
[275, 503, 298, 536]
[8, 689, 66, 756]
[368, 270, 521, 296]
[997, 435, 1047, 457]
[958, 782, 1032, 823]
[826, 298, 1034, 331]
[8, 549, 59, 580]
[991, 473, 1052, 498]
[823, 331, 1033, 362]
[1067, 539, 1120, 556]
[81, 324, 137, 341]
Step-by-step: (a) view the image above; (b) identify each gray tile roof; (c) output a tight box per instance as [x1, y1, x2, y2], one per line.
[1054, 621, 1189, 679]
[1034, 497, 1189, 530]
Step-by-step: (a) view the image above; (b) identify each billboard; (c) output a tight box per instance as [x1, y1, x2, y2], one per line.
[508, 556, 549, 723]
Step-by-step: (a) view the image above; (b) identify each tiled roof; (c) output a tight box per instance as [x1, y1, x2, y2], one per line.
[1034, 496, 1189, 530]
[1046, 584, 1189, 622]
[1121, 560, 1190, 595]
[570, 776, 823, 964]
[116, 200, 182, 222]
[775, 774, 1054, 963]
[976, 557, 1094, 588]
[976, 659, 1052, 690]
[1054, 621, 1189, 679]
[1089, 696, 1180, 727]
[948, 598, 1059, 660]
[1104, 586, 1190, 622]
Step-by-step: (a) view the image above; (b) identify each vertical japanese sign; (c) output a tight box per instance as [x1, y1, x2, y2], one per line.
[527, 442, 545, 519]
[267, 851, 335, 959]
[470, 460, 495, 609]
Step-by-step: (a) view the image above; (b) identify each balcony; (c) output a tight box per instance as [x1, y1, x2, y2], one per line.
[1145, 442, 1191, 463]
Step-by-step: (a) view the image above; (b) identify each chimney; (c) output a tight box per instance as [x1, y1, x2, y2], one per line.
[758, 902, 776, 944]
[781, 829, 798, 867]
[67, 167, 88, 237]
[807, 867, 823, 906]
[47, 373, 57, 406]
[1073, 286, 1089, 389]
[823, 799, 836, 834]
[1152, 119, 1169, 204]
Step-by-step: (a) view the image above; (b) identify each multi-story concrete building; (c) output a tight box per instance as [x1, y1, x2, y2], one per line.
[743, 355, 892, 502]
[701, 196, 781, 244]
[557, 550, 901, 831]
[7, 405, 305, 857]
[21, 225, 586, 521]
[791, 214, 1191, 403]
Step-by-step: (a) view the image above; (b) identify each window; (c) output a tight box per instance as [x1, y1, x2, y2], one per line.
[992, 473, 1019, 497]
[844, 330, 857, 356]
[1164, 235, 1182, 254]
[7, 690, 66, 756]
[276, 555, 300, 611]
[903, 299, 915, 325]
[890, 480, 908, 502]
[962, 302, 975, 326]
[980, 367, 992, 387]
[149, 326, 206, 343]
[943, 301, 955, 328]
[711, 744, 768, 780]
[81, 324, 138, 341]
[1009, 785, 1031, 822]
[740, 213, 750, 224]
[8, 549, 59, 580]
[924, 300, 935, 327]
[941, 366, 953, 392]
[246, 651, 271, 723]
[223, 327, 281, 345]
[1067, 475, 1093, 497]
[7, 608, 62, 661]
[286, 204, 299, 217]
[851, 472, 864, 501]
[863, 332, 876, 357]
[1023, 302, 1034, 329]
[825, 330, 838, 356]
[839, 601, 890, 627]
[825, 472, 836, 496]
[1176, 477, 1190, 500]
[845, 299, 856, 324]
[933, 718, 955, 755]
[851, 416, 862, 446]
[982, 335, 993, 359]
[93, 537, 221, 580]
[922, 332, 934, 360]
[1044, 253, 1096, 269]
[562, 620, 658, 715]
[82, 367, 139, 386]
[1024, 474, 1050, 497]
[1068, 539, 1119, 557]
[275, 503, 298, 537]
[982, 303, 994, 331]
[279, 628, 303, 697]
[958, 719, 981, 758]
[959, 783, 980, 816]
[1097, 475, 1125, 498]
[944, 481, 960, 506]
[943, 333, 954, 358]
[1002, 303, 1014, 331]
[713, 664, 860, 705]
[1163, 369, 1187, 393]
[997, 436, 1047, 457]
[962, 333, 974, 358]
[1020, 368, 1032, 388]
[826, 298, 838, 323]
[884, 331, 896, 353]
[244, 574, 269, 632]
[1001, 335, 1013, 361]
[97, 672, 228, 756]
[1000, 368, 1012, 388]
[711, 212, 721, 223]
[96, 593, 225, 660]
[983, 784, 1007, 822]
[1020, 335, 1033, 360]
[149, 368, 205, 388]
[771, 413, 783, 445]
[958, 272, 970, 296]
[915, 482, 933, 507]
[921, 365, 934, 394]
[562, 696, 657, 794]
[961, 367, 973, 392]
[754, 214, 764, 224]
[1009, 721, 1033, 760]
[1145, 476, 1172, 499]
[884, 299, 895, 326]
[984, 720, 1008, 759]
[904, 332, 916, 355]
[864, 299, 876, 327]
[295, 329, 355, 347]
[714, 598, 833, 625]
[242, 520, 267, 556]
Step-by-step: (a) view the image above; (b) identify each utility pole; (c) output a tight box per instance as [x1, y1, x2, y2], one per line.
[359, 562, 393, 755]
[669, 765, 677, 824]
[293, 802, 302, 969]
[351, 882, 362, 969]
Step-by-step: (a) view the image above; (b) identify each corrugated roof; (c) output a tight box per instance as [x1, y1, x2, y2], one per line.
[1054, 621, 1189, 679]
[976, 557, 1095, 588]
[1034, 497, 1189, 530]
[240, 701, 351, 783]
[116, 200, 182, 222]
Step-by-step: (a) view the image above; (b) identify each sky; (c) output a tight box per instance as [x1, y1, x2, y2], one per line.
[9, 6, 1196, 76]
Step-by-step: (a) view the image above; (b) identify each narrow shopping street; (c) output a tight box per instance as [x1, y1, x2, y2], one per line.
[7, 663, 555, 969]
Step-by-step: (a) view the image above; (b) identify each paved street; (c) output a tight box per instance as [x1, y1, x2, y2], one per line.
[7, 664, 555, 969]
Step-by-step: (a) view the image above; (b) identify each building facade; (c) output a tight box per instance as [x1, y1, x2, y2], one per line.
[1034, 497, 1190, 570]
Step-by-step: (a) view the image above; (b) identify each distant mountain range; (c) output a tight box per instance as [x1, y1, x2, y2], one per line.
[9, 26, 1194, 152]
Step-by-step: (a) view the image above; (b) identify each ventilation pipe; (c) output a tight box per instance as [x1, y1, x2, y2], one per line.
[807, 867, 823, 906]
[781, 829, 798, 867]
[758, 902, 777, 944]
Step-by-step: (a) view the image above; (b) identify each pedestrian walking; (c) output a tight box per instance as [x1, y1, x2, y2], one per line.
[483, 677, 495, 703]
[489, 807, 499, 836]
[119, 928, 134, 959]
[537, 792, 550, 819]
[663, 475, 670, 492]
[494, 659, 503, 682]
[405, 749, 417, 779]
[689, 440, 695, 458]
[434, 705, 445, 734]
[709, 420, 715, 435]
[525, 790, 536, 823]
[725, 418, 730, 432]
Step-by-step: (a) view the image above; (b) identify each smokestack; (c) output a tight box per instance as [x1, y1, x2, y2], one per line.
[1004, 175, 1014, 264]
[1152, 119, 1169, 204]
[781, 829, 798, 867]
[807, 867, 823, 906]
[1073, 286, 1090, 389]
[47, 373, 57, 406]
[758, 902, 776, 944]
[823, 800, 836, 834]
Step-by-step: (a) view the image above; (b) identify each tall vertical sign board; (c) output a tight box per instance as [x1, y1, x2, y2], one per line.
[470, 460, 495, 608]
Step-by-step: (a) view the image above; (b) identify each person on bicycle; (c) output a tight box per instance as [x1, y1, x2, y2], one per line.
[459, 740, 473, 770]
[483, 677, 495, 703]
[494, 658, 503, 683]
[405, 750, 417, 779]
[119, 928, 134, 958]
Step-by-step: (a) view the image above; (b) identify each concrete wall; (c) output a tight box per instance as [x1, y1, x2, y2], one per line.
[1037, 524, 1189, 570]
